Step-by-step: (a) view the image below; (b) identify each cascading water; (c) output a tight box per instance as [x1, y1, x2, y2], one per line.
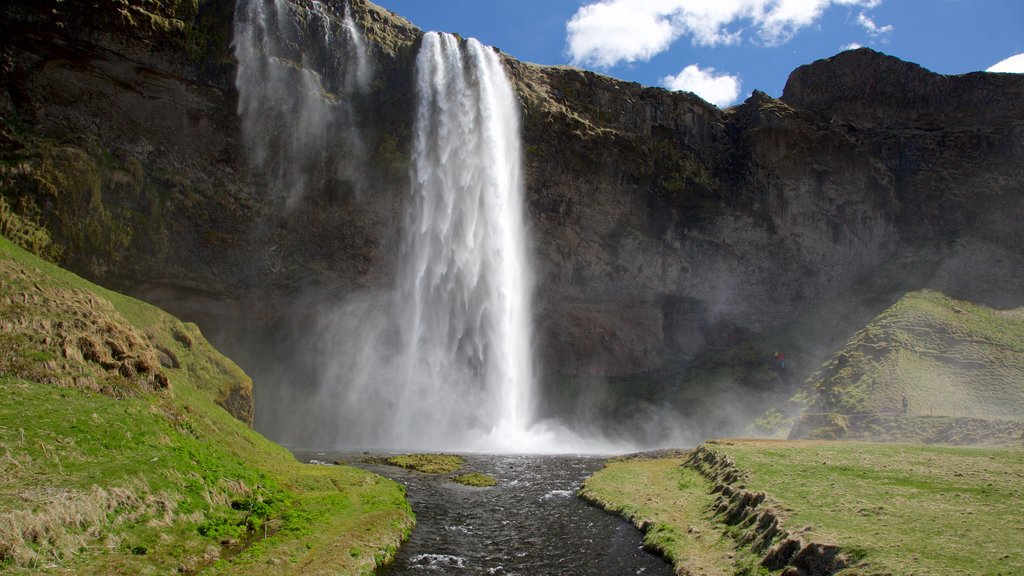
[393, 32, 535, 448]
[298, 29, 610, 452]
[233, 0, 369, 208]
[313, 32, 542, 451]
[233, 2, 625, 452]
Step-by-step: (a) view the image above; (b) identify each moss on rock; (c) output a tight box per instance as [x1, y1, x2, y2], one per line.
[452, 472, 497, 487]
[385, 453, 465, 475]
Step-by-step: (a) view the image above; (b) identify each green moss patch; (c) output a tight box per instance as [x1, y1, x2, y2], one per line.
[452, 473, 497, 488]
[385, 454, 465, 475]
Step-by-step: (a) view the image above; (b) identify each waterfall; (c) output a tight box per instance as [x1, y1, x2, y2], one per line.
[303, 32, 541, 451]
[232, 0, 370, 208]
[232, 3, 607, 451]
[393, 32, 535, 447]
[341, 3, 371, 90]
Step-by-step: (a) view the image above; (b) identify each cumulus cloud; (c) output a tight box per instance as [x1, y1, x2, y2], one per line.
[856, 12, 893, 36]
[987, 53, 1024, 73]
[566, 0, 885, 67]
[661, 64, 742, 107]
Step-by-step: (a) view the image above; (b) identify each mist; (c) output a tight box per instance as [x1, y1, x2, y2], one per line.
[213, 0, 1024, 455]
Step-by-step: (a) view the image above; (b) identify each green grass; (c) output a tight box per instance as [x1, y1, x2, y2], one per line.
[714, 440, 1024, 576]
[452, 473, 497, 488]
[579, 455, 751, 576]
[384, 454, 464, 475]
[792, 290, 1024, 442]
[809, 290, 1024, 416]
[0, 236, 413, 574]
[584, 441, 1024, 576]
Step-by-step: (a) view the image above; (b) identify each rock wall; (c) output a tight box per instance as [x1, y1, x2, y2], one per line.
[3, 0, 1023, 433]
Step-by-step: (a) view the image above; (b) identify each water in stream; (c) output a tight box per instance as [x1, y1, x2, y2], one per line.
[315, 454, 675, 576]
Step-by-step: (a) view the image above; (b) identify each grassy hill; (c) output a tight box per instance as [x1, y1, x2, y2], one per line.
[790, 290, 1024, 443]
[582, 440, 1024, 576]
[0, 236, 413, 574]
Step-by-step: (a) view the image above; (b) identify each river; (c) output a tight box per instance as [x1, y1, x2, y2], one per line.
[307, 453, 674, 575]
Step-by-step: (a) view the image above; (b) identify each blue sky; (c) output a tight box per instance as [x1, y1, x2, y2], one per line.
[371, 0, 1024, 108]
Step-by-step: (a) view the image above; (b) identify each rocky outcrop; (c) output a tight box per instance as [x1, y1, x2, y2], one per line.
[515, 49, 1024, 379]
[2, 1, 1023, 437]
[783, 48, 1024, 130]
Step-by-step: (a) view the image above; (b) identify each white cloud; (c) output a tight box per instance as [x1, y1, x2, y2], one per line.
[837, 0, 880, 7]
[987, 53, 1024, 73]
[661, 64, 742, 107]
[566, 0, 884, 67]
[856, 12, 893, 36]
[841, 42, 863, 50]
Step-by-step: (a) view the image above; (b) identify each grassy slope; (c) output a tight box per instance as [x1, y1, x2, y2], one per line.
[659, 243, 949, 440]
[662, 241, 1024, 441]
[585, 441, 1024, 576]
[791, 290, 1024, 442]
[0, 236, 413, 574]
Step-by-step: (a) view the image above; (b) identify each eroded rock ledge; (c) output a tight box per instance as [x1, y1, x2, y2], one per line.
[687, 444, 851, 576]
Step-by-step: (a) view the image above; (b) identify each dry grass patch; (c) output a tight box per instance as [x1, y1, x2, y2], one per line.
[0, 477, 179, 568]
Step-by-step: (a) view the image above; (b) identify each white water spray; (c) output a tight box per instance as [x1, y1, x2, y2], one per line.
[311, 32, 617, 452]
[394, 32, 535, 448]
[232, 4, 635, 452]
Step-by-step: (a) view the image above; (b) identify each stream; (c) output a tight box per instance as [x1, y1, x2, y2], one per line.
[308, 453, 675, 576]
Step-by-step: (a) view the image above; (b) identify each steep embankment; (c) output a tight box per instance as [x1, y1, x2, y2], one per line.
[0, 236, 413, 574]
[582, 441, 1024, 576]
[789, 290, 1024, 443]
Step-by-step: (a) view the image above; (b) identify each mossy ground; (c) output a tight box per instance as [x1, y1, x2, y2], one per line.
[452, 473, 497, 488]
[382, 455, 498, 487]
[585, 440, 1024, 576]
[384, 454, 464, 475]
[0, 236, 413, 574]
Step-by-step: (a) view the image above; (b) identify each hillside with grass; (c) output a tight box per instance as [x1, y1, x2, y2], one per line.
[0, 236, 413, 574]
[788, 290, 1024, 443]
[582, 440, 1024, 576]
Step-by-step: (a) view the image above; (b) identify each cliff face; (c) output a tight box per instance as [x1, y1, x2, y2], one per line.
[515, 66, 902, 376]
[3, 0, 1022, 437]
[512, 49, 1023, 380]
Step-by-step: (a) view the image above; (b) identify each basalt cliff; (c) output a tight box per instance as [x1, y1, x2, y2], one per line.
[2, 0, 1022, 443]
